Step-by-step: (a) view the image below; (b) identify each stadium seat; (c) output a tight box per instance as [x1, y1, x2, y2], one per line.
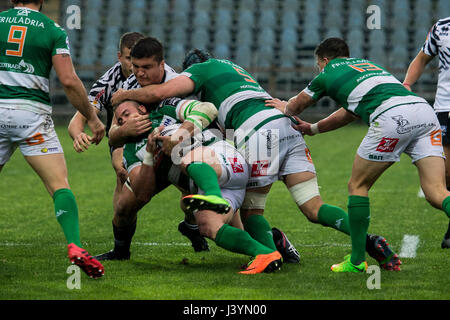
[438, 0, 450, 17]
[194, 0, 213, 12]
[256, 27, 276, 47]
[388, 46, 409, 70]
[236, 28, 253, 48]
[235, 45, 252, 68]
[281, 11, 299, 31]
[216, 0, 234, 11]
[167, 43, 185, 69]
[193, 9, 211, 30]
[280, 28, 298, 48]
[215, 43, 231, 59]
[258, 10, 277, 29]
[191, 29, 210, 50]
[255, 46, 274, 68]
[279, 45, 297, 68]
[282, 0, 300, 13]
[215, 8, 232, 30]
[237, 9, 255, 29]
[214, 28, 231, 46]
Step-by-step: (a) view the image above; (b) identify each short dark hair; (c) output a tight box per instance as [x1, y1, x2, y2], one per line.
[119, 32, 145, 54]
[182, 48, 212, 70]
[11, 0, 41, 5]
[130, 37, 164, 62]
[314, 38, 350, 60]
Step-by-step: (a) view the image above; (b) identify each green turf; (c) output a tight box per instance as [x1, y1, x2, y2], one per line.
[0, 124, 448, 300]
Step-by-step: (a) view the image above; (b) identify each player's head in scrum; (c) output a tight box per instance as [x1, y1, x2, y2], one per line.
[130, 37, 166, 87]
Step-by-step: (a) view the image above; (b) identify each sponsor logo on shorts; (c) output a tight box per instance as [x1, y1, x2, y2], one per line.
[41, 147, 59, 153]
[369, 154, 384, 160]
[251, 160, 269, 177]
[25, 132, 45, 146]
[392, 115, 435, 134]
[305, 148, 313, 164]
[430, 129, 442, 146]
[376, 137, 399, 153]
[228, 157, 244, 173]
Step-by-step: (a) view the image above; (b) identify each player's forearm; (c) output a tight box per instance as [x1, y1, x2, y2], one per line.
[108, 124, 128, 148]
[63, 79, 97, 121]
[404, 52, 433, 87]
[284, 92, 314, 116]
[68, 111, 88, 140]
[128, 85, 163, 105]
[315, 108, 356, 133]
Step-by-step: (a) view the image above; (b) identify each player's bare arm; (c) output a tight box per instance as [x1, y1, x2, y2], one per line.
[53, 54, 105, 144]
[294, 107, 357, 136]
[266, 92, 316, 116]
[111, 75, 195, 106]
[403, 51, 434, 90]
[108, 112, 152, 147]
[68, 109, 100, 152]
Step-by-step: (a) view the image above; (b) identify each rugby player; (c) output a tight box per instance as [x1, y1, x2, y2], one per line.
[68, 31, 144, 210]
[270, 37, 450, 273]
[0, 0, 105, 278]
[112, 99, 282, 274]
[93, 37, 209, 260]
[403, 17, 450, 249]
[111, 49, 398, 270]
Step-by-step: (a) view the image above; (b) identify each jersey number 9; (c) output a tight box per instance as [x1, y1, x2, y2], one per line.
[6, 25, 28, 57]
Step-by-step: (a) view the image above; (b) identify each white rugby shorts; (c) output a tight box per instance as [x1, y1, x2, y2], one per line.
[0, 107, 63, 165]
[237, 117, 316, 188]
[358, 103, 444, 163]
[185, 140, 249, 211]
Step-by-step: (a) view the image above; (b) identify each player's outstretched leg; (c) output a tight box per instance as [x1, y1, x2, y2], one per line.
[272, 228, 300, 263]
[68, 243, 104, 279]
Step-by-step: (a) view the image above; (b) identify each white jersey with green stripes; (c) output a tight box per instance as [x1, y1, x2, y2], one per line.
[0, 7, 70, 114]
[303, 58, 428, 125]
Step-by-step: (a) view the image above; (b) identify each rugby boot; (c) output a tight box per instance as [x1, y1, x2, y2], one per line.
[68, 243, 104, 279]
[178, 220, 210, 252]
[272, 227, 300, 263]
[182, 194, 231, 214]
[366, 234, 402, 271]
[239, 251, 283, 274]
[93, 249, 130, 261]
[331, 255, 368, 273]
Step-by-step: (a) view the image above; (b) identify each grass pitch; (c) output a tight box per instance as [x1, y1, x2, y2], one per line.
[0, 124, 448, 301]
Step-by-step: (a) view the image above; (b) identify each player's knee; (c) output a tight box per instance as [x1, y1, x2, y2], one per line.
[289, 177, 321, 208]
[241, 192, 268, 213]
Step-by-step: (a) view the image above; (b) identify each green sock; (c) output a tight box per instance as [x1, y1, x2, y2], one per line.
[442, 196, 450, 218]
[215, 224, 274, 257]
[53, 188, 82, 247]
[186, 162, 222, 197]
[243, 214, 277, 251]
[348, 195, 370, 265]
[317, 204, 350, 235]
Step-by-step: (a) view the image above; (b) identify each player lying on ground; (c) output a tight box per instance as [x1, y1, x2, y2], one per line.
[111, 49, 399, 270]
[267, 37, 450, 273]
[108, 99, 283, 274]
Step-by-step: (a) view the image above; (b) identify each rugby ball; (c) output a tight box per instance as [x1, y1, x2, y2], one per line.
[157, 123, 181, 147]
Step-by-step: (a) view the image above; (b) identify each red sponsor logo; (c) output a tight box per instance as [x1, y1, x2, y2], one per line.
[228, 157, 244, 173]
[376, 137, 399, 153]
[251, 160, 269, 177]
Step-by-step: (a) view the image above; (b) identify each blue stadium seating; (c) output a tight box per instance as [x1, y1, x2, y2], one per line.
[214, 43, 230, 59]
[167, 43, 185, 68]
[234, 45, 252, 68]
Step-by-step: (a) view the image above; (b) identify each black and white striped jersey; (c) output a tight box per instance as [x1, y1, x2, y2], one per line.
[122, 63, 179, 90]
[88, 62, 127, 134]
[422, 17, 450, 111]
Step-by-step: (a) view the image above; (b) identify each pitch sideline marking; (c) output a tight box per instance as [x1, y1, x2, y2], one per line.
[399, 234, 420, 258]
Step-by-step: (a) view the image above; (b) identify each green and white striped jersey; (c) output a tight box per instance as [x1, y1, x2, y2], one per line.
[0, 7, 70, 114]
[181, 59, 285, 141]
[303, 58, 428, 124]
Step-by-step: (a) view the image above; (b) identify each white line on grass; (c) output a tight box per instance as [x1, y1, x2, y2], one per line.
[399, 235, 420, 258]
[0, 241, 351, 248]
